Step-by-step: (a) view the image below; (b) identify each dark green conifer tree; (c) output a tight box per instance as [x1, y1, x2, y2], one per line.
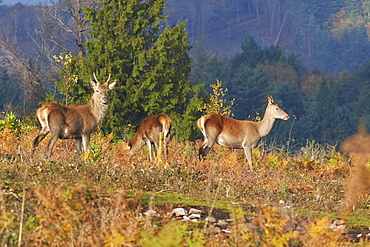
[0, 70, 21, 112]
[231, 36, 264, 71]
[229, 65, 270, 120]
[77, 0, 200, 140]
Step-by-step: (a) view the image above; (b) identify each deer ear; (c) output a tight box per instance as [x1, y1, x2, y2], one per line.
[267, 95, 274, 104]
[109, 80, 117, 90]
[89, 79, 98, 88]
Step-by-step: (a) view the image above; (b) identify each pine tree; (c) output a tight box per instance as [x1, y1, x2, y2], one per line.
[265, 83, 303, 146]
[229, 65, 270, 120]
[0, 70, 21, 112]
[80, 0, 198, 139]
[231, 35, 264, 71]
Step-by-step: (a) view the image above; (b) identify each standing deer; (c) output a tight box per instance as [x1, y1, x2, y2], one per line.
[197, 95, 289, 170]
[32, 73, 116, 157]
[127, 114, 172, 161]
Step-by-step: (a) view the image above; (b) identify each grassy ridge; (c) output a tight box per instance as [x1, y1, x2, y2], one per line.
[0, 126, 369, 246]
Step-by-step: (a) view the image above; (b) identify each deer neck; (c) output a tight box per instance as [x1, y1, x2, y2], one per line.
[128, 133, 145, 153]
[257, 110, 276, 137]
[89, 98, 108, 123]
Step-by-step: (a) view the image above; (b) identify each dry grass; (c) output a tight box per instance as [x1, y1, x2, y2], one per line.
[0, 125, 370, 246]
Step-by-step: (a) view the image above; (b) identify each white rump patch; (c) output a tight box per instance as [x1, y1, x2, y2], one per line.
[38, 110, 51, 133]
[200, 117, 206, 136]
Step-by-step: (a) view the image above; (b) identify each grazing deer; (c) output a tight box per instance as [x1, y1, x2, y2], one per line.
[32, 73, 116, 157]
[197, 95, 289, 170]
[127, 114, 172, 161]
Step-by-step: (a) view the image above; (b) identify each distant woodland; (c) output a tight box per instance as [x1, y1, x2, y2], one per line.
[0, 0, 370, 147]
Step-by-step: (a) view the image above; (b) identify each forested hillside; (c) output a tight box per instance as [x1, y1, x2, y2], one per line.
[0, 0, 370, 147]
[166, 0, 370, 73]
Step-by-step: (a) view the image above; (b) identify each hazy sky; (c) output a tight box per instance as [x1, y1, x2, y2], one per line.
[3, 0, 48, 5]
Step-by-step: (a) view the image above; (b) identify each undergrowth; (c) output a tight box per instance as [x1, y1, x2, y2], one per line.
[1, 122, 370, 246]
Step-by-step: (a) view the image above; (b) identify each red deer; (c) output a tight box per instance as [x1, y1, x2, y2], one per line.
[197, 95, 289, 170]
[127, 114, 172, 161]
[32, 73, 116, 157]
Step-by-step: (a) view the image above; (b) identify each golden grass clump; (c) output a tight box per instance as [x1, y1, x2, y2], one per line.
[26, 184, 142, 246]
[301, 217, 348, 247]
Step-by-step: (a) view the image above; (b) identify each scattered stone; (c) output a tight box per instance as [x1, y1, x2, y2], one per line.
[333, 219, 345, 226]
[337, 225, 346, 231]
[182, 216, 190, 221]
[144, 209, 160, 217]
[214, 226, 222, 234]
[205, 216, 217, 224]
[188, 213, 201, 219]
[189, 208, 202, 214]
[330, 219, 347, 232]
[145, 207, 235, 234]
[216, 219, 228, 228]
[142, 207, 368, 239]
[172, 208, 188, 217]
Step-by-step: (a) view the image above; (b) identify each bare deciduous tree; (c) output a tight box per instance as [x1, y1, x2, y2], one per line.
[39, 0, 97, 57]
[0, 30, 48, 111]
[0, 0, 97, 114]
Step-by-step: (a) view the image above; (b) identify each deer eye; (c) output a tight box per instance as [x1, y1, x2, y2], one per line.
[276, 107, 279, 110]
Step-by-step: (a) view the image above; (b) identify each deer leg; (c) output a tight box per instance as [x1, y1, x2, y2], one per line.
[153, 140, 160, 157]
[198, 135, 208, 159]
[33, 116, 50, 153]
[199, 133, 217, 159]
[199, 144, 212, 156]
[243, 146, 253, 171]
[199, 141, 215, 159]
[45, 134, 59, 157]
[82, 135, 90, 153]
[163, 134, 168, 157]
[199, 122, 221, 159]
[44, 115, 65, 157]
[32, 129, 49, 153]
[146, 140, 153, 161]
[198, 141, 206, 158]
[76, 139, 82, 153]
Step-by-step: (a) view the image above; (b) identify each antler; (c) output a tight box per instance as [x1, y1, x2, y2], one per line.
[93, 72, 99, 83]
[105, 74, 111, 84]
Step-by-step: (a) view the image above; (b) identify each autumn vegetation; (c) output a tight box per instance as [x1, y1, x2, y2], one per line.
[1, 100, 370, 246]
[1, 0, 370, 245]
